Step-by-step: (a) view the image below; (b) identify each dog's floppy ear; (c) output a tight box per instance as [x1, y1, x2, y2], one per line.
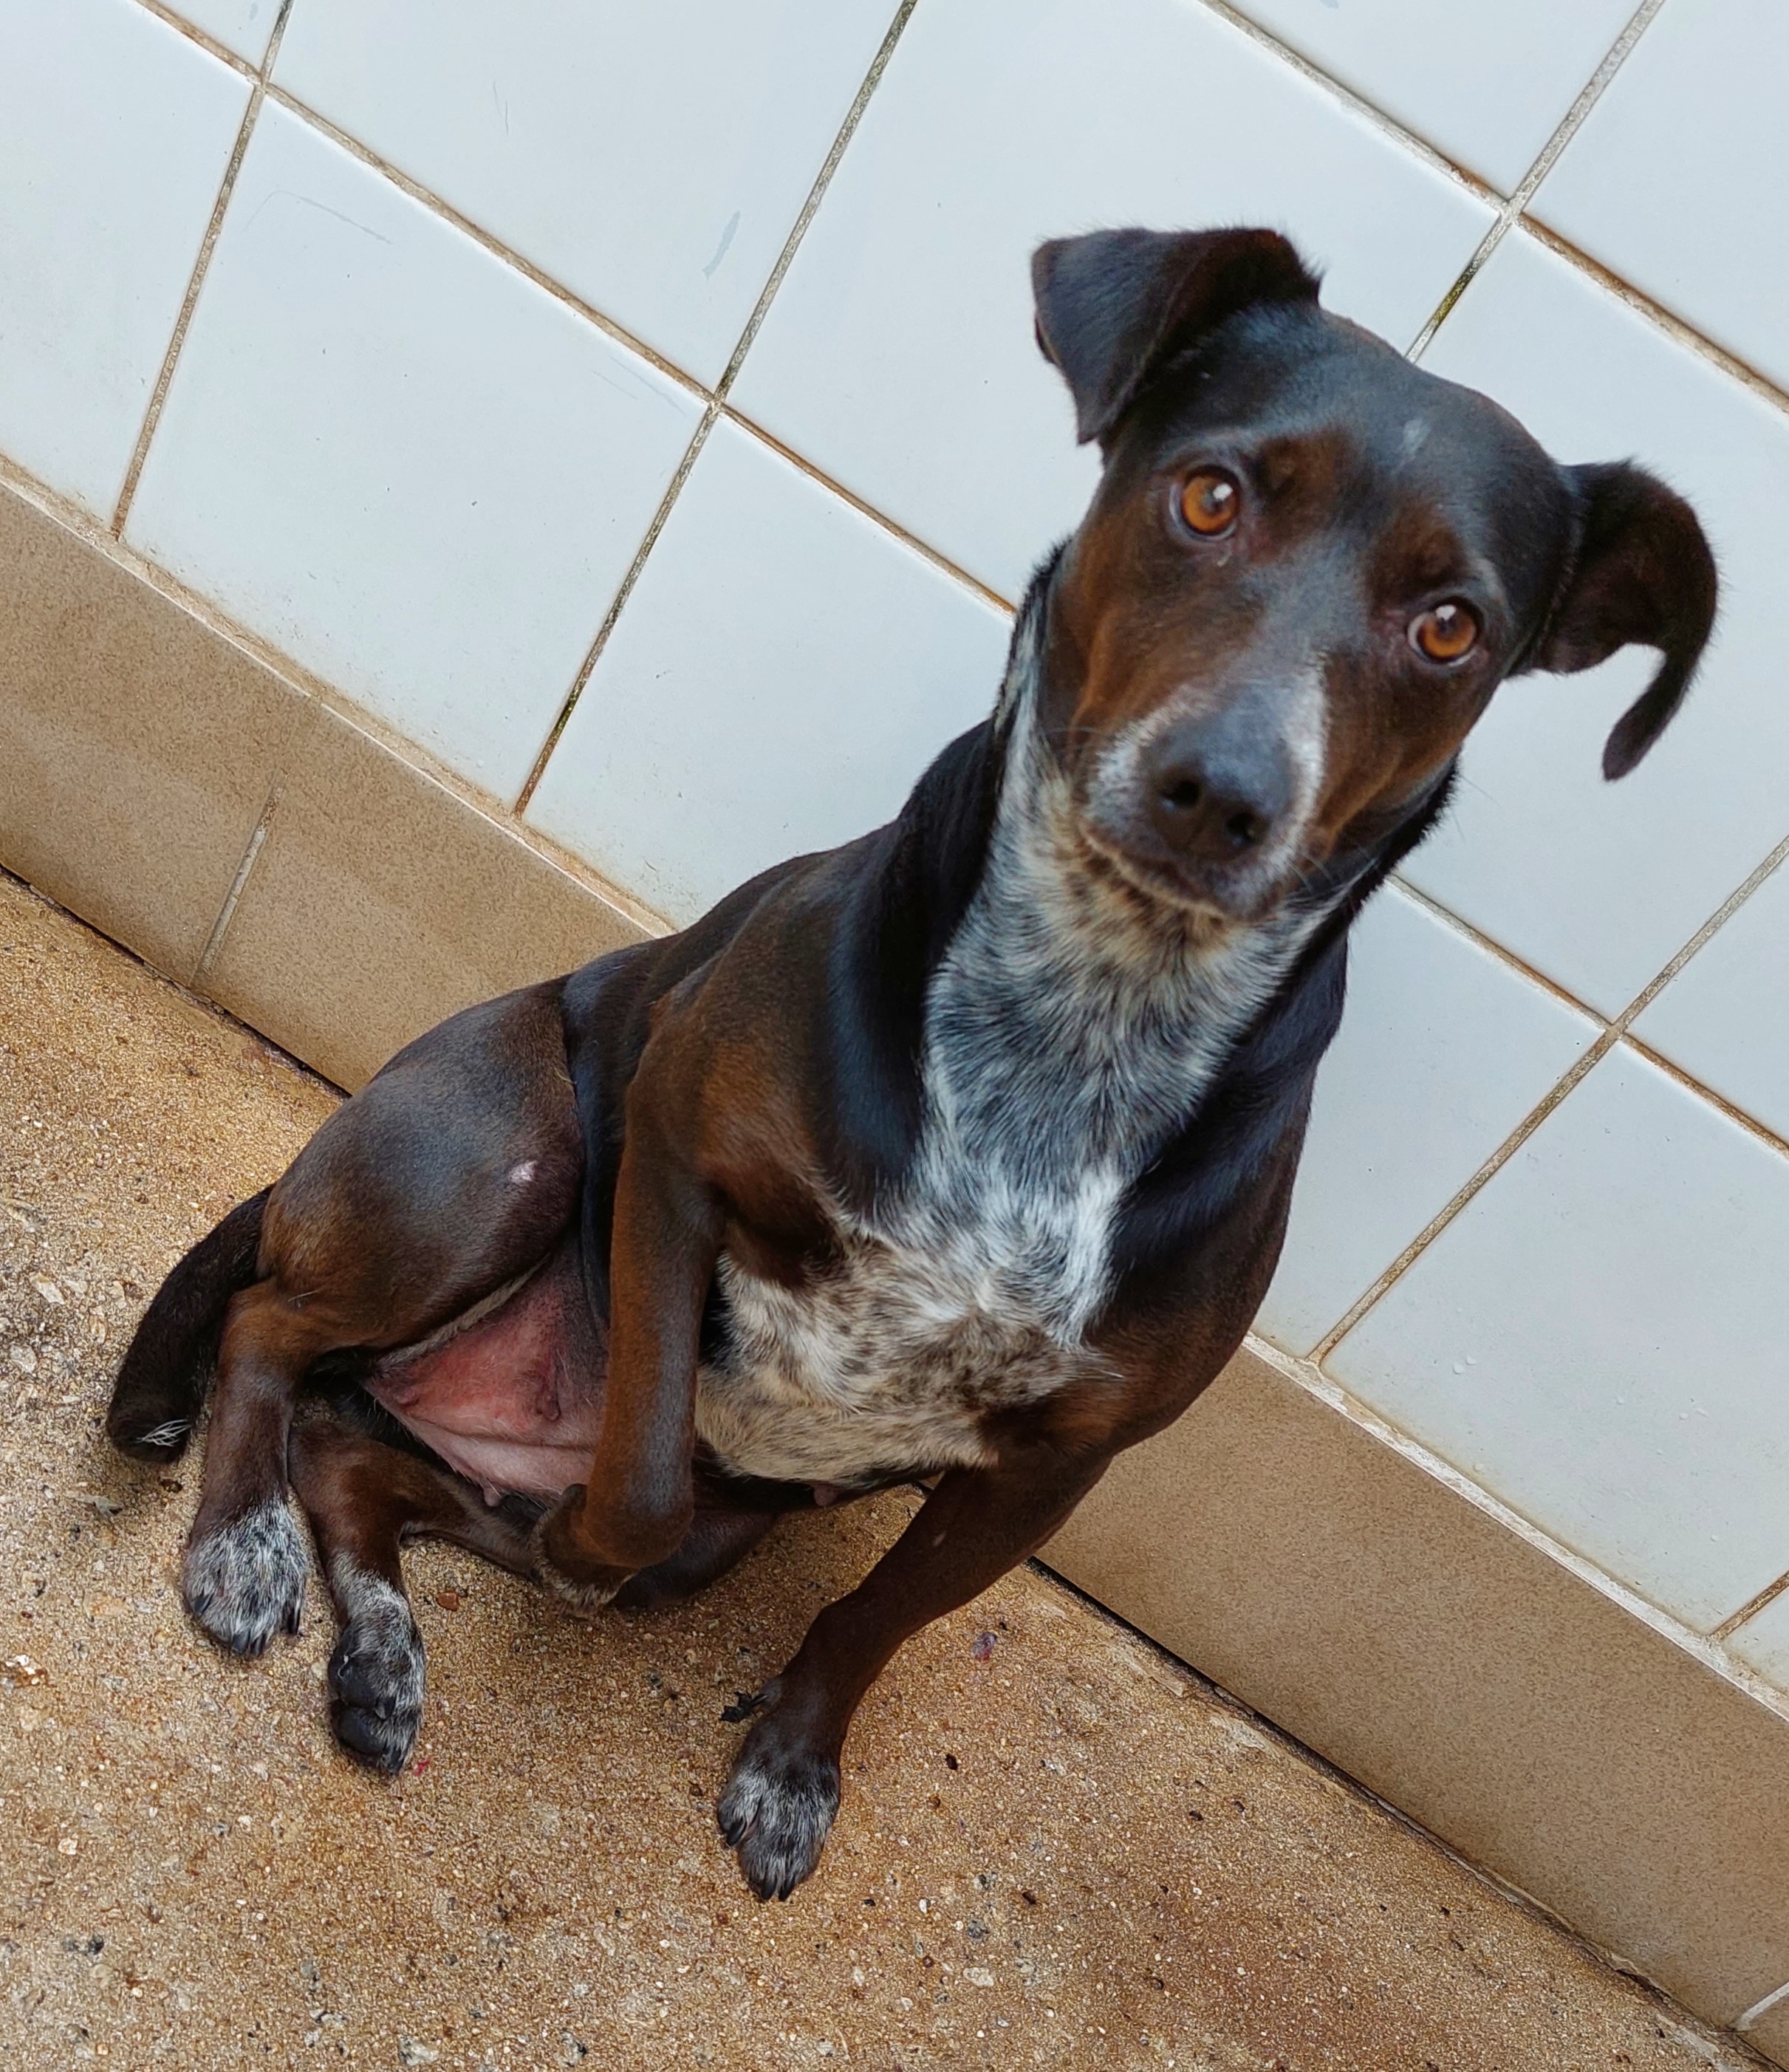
[1536, 462, 1718, 779]
[1032, 227, 1320, 446]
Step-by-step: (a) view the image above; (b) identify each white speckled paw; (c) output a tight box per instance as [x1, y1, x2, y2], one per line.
[181, 1500, 309, 1655]
[717, 1726, 842, 1901]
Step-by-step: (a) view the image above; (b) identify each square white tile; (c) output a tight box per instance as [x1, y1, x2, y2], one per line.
[1632, 858, 1789, 1148]
[273, 0, 895, 387]
[1722, 1574, 1789, 1695]
[1256, 887, 1596, 1356]
[729, 0, 1494, 601]
[1226, 0, 1636, 194]
[1532, 0, 1789, 395]
[163, 0, 278, 66]
[526, 415, 1012, 925]
[0, 0, 247, 517]
[127, 102, 702, 804]
[1329, 1044, 1789, 1634]
[1408, 229, 1789, 1016]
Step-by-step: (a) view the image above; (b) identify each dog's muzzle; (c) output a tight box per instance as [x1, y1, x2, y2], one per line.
[1081, 677, 1325, 917]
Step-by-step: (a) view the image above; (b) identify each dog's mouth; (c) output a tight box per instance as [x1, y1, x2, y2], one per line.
[1072, 810, 1296, 931]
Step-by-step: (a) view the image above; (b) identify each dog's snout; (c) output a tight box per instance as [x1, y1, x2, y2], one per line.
[1144, 709, 1294, 864]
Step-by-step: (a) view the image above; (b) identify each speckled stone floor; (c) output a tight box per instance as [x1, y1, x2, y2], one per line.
[0, 867, 1761, 2072]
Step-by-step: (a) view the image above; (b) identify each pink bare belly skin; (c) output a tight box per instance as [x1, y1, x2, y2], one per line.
[364, 1234, 606, 1505]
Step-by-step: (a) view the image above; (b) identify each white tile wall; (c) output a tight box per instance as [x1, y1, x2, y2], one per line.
[1632, 858, 1789, 1148]
[1330, 1045, 1789, 1635]
[273, 0, 896, 387]
[0, 0, 247, 517]
[126, 101, 702, 803]
[1409, 229, 1789, 1017]
[162, 0, 279, 66]
[1533, 0, 1789, 394]
[1225, 0, 1638, 194]
[729, 0, 1494, 600]
[526, 417, 1011, 924]
[1256, 888, 1597, 1356]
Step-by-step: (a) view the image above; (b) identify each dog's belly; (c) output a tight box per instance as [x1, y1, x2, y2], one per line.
[695, 1237, 1104, 1488]
[363, 1234, 606, 1503]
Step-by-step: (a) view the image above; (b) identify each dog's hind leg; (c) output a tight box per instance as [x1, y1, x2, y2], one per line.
[179, 1280, 335, 1655]
[289, 1413, 538, 1772]
[172, 979, 584, 1655]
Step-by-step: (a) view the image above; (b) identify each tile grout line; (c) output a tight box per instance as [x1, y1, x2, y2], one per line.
[192, 776, 284, 985]
[1712, 1570, 1789, 1647]
[510, 0, 920, 816]
[130, 0, 258, 80]
[1623, 1032, 1789, 1165]
[721, 404, 1013, 612]
[1405, 0, 1671, 360]
[110, 0, 296, 538]
[1307, 1026, 1621, 1364]
[1516, 213, 1789, 422]
[713, 0, 919, 398]
[1190, 0, 1499, 208]
[260, 83, 711, 406]
[509, 402, 723, 815]
[1737, 1974, 1789, 2037]
[1310, 824, 1789, 1364]
[1387, 873, 1614, 1028]
[1609, 826, 1789, 1031]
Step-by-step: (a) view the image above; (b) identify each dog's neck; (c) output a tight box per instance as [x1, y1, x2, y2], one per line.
[914, 582, 1337, 1206]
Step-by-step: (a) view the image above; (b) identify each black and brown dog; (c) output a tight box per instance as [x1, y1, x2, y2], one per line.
[107, 227, 1715, 1900]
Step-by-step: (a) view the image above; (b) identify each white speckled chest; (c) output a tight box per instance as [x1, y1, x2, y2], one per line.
[693, 724, 1315, 1490]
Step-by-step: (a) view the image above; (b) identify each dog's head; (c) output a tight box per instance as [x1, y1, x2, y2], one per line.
[1032, 227, 1718, 923]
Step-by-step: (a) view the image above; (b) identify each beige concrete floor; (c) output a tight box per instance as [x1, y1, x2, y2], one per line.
[0, 867, 1761, 2072]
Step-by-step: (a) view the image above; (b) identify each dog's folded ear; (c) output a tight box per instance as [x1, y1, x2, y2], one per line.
[1032, 227, 1321, 447]
[1536, 462, 1719, 779]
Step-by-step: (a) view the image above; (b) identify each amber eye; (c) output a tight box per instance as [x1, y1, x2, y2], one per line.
[1178, 468, 1240, 537]
[1409, 600, 1480, 663]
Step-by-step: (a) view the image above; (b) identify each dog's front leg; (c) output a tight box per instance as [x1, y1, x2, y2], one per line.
[533, 1103, 719, 1612]
[717, 1442, 1109, 1899]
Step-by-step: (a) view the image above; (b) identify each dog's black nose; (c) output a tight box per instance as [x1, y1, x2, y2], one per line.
[1145, 711, 1293, 864]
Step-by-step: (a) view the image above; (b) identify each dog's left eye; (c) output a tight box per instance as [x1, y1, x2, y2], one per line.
[1178, 468, 1241, 537]
[1409, 601, 1480, 663]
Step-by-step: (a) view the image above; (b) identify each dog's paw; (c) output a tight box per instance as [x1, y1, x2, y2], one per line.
[530, 1488, 634, 1615]
[326, 1564, 425, 1774]
[181, 1500, 309, 1655]
[717, 1711, 842, 1901]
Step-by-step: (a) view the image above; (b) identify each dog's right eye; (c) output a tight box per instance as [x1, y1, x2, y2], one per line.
[1409, 600, 1480, 663]
[1178, 469, 1241, 538]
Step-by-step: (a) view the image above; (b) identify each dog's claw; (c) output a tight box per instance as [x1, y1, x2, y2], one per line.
[719, 1688, 767, 1724]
